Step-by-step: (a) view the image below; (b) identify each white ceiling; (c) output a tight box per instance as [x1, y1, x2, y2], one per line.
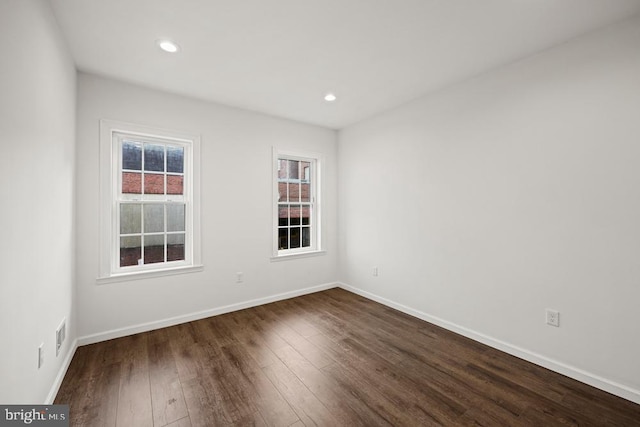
[50, 0, 640, 129]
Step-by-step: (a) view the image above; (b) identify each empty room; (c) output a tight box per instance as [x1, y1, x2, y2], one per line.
[2, 0, 640, 425]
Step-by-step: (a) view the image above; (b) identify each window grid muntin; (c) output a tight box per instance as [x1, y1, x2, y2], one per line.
[118, 200, 187, 266]
[277, 156, 316, 253]
[120, 138, 185, 198]
[115, 133, 189, 271]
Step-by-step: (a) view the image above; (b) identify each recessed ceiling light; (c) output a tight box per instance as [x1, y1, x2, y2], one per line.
[157, 39, 180, 53]
[324, 93, 337, 102]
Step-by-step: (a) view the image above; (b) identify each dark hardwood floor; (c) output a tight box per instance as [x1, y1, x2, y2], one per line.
[55, 288, 640, 426]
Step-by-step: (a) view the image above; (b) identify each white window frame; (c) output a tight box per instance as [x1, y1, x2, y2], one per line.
[272, 148, 324, 259]
[98, 120, 202, 283]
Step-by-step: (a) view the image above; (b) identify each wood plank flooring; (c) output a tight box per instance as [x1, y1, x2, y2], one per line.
[55, 288, 640, 426]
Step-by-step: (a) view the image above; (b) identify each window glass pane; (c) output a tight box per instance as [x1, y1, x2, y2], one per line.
[144, 235, 165, 264]
[122, 141, 142, 170]
[288, 183, 300, 202]
[302, 227, 311, 247]
[120, 236, 141, 267]
[300, 183, 310, 202]
[289, 227, 301, 249]
[278, 159, 287, 180]
[167, 204, 185, 232]
[122, 172, 142, 194]
[287, 160, 299, 180]
[278, 206, 288, 226]
[144, 144, 165, 172]
[301, 206, 310, 225]
[144, 174, 165, 194]
[167, 233, 185, 261]
[144, 204, 164, 233]
[167, 146, 184, 173]
[301, 162, 310, 182]
[278, 182, 287, 202]
[120, 204, 141, 234]
[290, 205, 301, 226]
[167, 175, 183, 195]
[278, 228, 288, 250]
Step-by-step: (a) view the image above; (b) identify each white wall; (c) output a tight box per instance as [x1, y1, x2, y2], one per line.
[0, 0, 76, 403]
[338, 15, 640, 402]
[76, 74, 337, 340]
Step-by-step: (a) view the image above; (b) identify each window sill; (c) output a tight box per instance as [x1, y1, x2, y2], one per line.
[271, 250, 326, 262]
[97, 264, 204, 285]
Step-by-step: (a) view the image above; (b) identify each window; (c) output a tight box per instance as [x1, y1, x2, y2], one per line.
[99, 120, 201, 281]
[273, 150, 321, 257]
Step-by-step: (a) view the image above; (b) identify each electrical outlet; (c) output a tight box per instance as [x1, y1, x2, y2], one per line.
[546, 309, 560, 327]
[372, 267, 378, 277]
[56, 319, 66, 357]
[38, 343, 44, 369]
[236, 272, 244, 283]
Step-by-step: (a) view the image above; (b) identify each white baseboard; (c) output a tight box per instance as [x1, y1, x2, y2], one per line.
[45, 338, 78, 404]
[59, 281, 640, 405]
[77, 282, 338, 346]
[338, 282, 640, 405]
